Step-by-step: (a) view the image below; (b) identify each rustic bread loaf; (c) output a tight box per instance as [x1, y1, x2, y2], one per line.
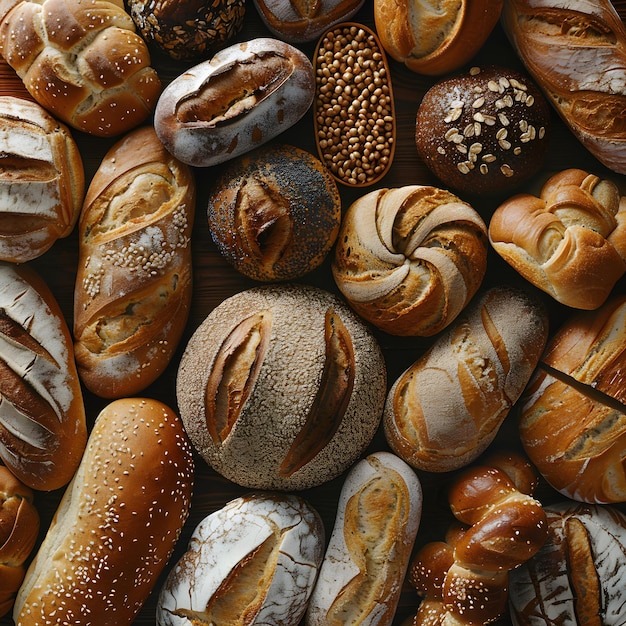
[0, 0, 161, 137]
[13, 397, 195, 626]
[0, 262, 87, 491]
[207, 144, 341, 282]
[501, 0, 626, 175]
[305, 451, 422, 626]
[332, 184, 488, 336]
[489, 168, 626, 310]
[157, 492, 324, 626]
[0, 95, 84, 262]
[73, 126, 195, 399]
[0, 466, 39, 618]
[384, 286, 549, 473]
[154, 38, 315, 167]
[415, 65, 551, 196]
[374, 0, 503, 75]
[176, 283, 387, 491]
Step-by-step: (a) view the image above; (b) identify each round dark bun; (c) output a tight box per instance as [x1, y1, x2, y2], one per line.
[415, 65, 551, 196]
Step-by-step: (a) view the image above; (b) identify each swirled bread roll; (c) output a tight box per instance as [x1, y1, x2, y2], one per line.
[501, 0, 626, 174]
[332, 185, 488, 337]
[0, 96, 84, 263]
[0, 0, 161, 137]
[490, 168, 626, 310]
[73, 126, 195, 399]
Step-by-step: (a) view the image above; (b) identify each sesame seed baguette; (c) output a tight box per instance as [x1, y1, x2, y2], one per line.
[73, 125, 195, 399]
[13, 397, 195, 626]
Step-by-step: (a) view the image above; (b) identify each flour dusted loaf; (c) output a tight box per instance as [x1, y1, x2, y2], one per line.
[0, 96, 84, 262]
[0, 0, 161, 137]
[73, 126, 195, 399]
[332, 184, 488, 337]
[207, 144, 341, 282]
[13, 397, 195, 626]
[176, 283, 387, 491]
[384, 286, 549, 473]
[0, 262, 87, 491]
[157, 492, 324, 626]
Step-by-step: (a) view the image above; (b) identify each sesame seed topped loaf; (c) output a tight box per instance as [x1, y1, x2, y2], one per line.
[415, 65, 551, 196]
[0, 0, 162, 137]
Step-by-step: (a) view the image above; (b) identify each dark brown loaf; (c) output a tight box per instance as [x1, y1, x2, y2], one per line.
[0, 0, 161, 137]
[0, 96, 84, 263]
[501, 0, 626, 175]
[0, 262, 87, 491]
[13, 397, 195, 626]
[73, 126, 195, 399]
[154, 38, 315, 168]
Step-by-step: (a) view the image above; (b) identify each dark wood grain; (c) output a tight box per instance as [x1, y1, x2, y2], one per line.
[1, 1, 625, 625]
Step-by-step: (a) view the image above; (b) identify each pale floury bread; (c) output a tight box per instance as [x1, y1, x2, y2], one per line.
[176, 283, 387, 491]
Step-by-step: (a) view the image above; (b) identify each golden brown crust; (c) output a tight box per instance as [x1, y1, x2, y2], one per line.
[73, 126, 195, 399]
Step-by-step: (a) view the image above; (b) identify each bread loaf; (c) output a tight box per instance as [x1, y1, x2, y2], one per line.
[73, 125, 195, 399]
[157, 492, 324, 626]
[384, 286, 549, 472]
[509, 502, 626, 625]
[501, 0, 626, 175]
[0, 0, 162, 137]
[0, 466, 39, 618]
[332, 185, 488, 337]
[154, 38, 315, 167]
[305, 451, 422, 626]
[0, 262, 87, 491]
[374, 0, 503, 75]
[0, 95, 84, 263]
[13, 397, 195, 626]
[176, 283, 387, 491]
[519, 294, 626, 504]
[490, 168, 626, 310]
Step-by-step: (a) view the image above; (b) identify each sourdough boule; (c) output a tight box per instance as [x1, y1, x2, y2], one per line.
[176, 283, 387, 490]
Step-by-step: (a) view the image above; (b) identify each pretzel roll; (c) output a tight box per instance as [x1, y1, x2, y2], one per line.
[0, 466, 39, 617]
[509, 502, 626, 625]
[384, 286, 549, 472]
[13, 397, 195, 626]
[176, 283, 387, 491]
[0, 262, 87, 491]
[0, 96, 84, 263]
[73, 126, 195, 399]
[490, 168, 626, 310]
[0, 0, 161, 137]
[519, 294, 626, 504]
[374, 0, 503, 75]
[332, 185, 488, 337]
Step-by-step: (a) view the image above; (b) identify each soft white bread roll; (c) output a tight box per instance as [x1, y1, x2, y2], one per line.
[305, 451, 422, 626]
[332, 185, 488, 337]
[490, 168, 626, 310]
[73, 126, 195, 399]
[0, 96, 84, 263]
[384, 286, 549, 472]
[157, 492, 324, 626]
[0, 466, 39, 617]
[13, 397, 195, 626]
[509, 502, 626, 625]
[0, 0, 161, 137]
[176, 283, 387, 491]
[154, 38, 315, 167]
[0, 262, 87, 491]
[501, 0, 626, 175]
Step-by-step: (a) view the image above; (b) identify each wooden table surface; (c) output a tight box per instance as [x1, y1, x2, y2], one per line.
[2, 1, 626, 624]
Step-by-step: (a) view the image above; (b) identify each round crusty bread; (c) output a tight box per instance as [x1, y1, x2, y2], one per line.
[13, 397, 195, 626]
[207, 144, 341, 282]
[176, 283, 387, 491]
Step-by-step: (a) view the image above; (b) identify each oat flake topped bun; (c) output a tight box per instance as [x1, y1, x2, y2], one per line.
[415, 65, 551, 196]
[176, 283, 387, 491]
